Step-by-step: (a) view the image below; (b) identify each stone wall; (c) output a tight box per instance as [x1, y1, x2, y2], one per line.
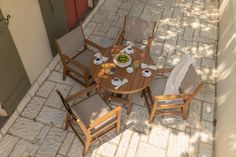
[216, 0, 236, 156]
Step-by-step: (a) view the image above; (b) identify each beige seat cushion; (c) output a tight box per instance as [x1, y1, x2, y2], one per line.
[149, 78, 184, 105]
[67, 49, 94, 73]
[71, 94, 116, 133]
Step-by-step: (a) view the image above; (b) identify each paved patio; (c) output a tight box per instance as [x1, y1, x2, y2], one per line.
[0, 0, 218, 156]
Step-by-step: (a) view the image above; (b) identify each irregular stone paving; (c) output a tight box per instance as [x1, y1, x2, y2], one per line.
[0, 0, 218, 156]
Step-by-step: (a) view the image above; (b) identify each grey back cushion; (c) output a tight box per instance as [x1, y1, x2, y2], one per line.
[124, 16, 155, 42]
[57, 26, 85, 56]
[180, 65, 201, 94]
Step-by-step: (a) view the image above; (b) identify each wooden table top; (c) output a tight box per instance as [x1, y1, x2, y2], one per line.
[90, 46, 155, 95]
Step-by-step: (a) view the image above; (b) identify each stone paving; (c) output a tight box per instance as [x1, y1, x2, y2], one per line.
[0, 0, 218, 156]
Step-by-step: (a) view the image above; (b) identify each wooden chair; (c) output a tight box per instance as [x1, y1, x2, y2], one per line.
[115, 16, 157, 53]
[56, 85, 121, 156]
[143, 65, 203, 123]
[55, 26, 104, 87]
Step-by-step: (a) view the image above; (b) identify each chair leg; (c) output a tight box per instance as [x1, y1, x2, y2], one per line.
[116, 116, 121, 134]
[65, 113, 71, 130]
[141, 90, 145, 98]
[84, 74, 89, 87]
[182, 103, 189, 120]
[127, 95, 132, 115]
[148, 104, 157, 123]
[83, 137, 91, 156]
[63, 68, 68, 81]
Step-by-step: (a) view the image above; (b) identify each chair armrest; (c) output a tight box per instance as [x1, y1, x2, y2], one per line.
[155, 68, 173, 74]
[85, 39, 104, 50]
[63, 55, 89, 72]
[115, 30, 125, 45]
[66, 84, 98, 102]
[154, 94, 191, 101]
[88, 106, 121, 130]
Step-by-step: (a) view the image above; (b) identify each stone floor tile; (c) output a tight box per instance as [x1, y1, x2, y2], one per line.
[9, 117, 44, 143]
[45, 83, 71, 109]
[202, 102, 214, 122]
[195, 84, 215, 104]
[149, 125, 169, 149]
[67, 138, 84, 157]
[200, 120, 213, 144]
[187, 99, 202, 129]
[36, 106, 66, 127]
[157, 116, 186, 131]
[21, 96, 46, 119]
[126, 132, 140, 157]
[9, 139, 39, 157]
[115, 129, 133, 157]
[129, 4, 144, 17]
[37, 81, 56, 98]
[97, 142, 117, 157]
[59, 132, 75, 156]
[36, 127, 67, 157]
[199, 143, 213, 157]
[36, 125, 51, 144]
[48, 71, 75, 86]
[125, 105, 150, 134]
[0, 135, 19, 157]
[136, 142, 166, 157]
[167, 130, 189, 157]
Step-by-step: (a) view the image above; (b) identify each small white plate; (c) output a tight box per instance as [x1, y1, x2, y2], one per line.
[111, 77, 121, 86]
[142, 69, 152, 77]
[126, 67, 134, 73]
[93, 58, 103, 65]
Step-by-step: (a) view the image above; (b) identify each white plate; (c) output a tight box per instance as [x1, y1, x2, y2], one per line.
[142, 69, 152, 77]
[93, 58, 103, 65]
[111, 77, 121, 86]
[126, 67, 134, 73]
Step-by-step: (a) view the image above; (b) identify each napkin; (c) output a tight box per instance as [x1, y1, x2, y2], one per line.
[94, 53, 109, 62]
[141, 63, 157, 70]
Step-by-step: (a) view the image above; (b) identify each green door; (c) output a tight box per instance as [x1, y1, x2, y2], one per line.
[0, 9, 31, 127]
[38, 0, 68, 56]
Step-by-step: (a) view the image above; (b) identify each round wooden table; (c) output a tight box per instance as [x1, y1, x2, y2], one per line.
[90, 46, 155, 95]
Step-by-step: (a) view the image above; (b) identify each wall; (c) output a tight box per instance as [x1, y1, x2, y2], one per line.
[0, 0, 53, 83]
[217, 0, 236, 156]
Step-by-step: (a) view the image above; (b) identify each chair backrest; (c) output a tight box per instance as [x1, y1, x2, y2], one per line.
[56, 89, 78, 120]
[56, 26, 85, 57]
[180, 65, 202, 94]
[124, 16, 156, 42]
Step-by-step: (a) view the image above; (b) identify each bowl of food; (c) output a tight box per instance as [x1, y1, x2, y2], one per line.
[113, 53, 132, 68]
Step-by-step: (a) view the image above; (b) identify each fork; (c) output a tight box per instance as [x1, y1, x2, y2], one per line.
[114, 78, 128, 90]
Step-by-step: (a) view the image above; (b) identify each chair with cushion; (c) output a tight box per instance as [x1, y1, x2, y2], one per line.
[115, 16, 157, 53]
[55, 26, 104, 87]
[56, 84, 121, 156]
[142, 65, 203, 123]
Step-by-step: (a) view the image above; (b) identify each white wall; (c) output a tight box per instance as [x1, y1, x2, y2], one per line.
[217, 0, 236, 156]
[0, 0, 53, 83]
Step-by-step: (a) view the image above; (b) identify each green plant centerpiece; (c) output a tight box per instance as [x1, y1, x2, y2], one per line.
[113, 53, 132, 68]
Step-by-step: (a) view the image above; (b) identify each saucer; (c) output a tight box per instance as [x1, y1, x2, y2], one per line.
[93, 58, 103, 65]
[126, 67, 134, 73]
[125, 47, 134, 54]
[142, 69, 152, 77]
[111, 77, 121, 86]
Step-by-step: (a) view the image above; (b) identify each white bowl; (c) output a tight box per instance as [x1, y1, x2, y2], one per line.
[113, 53, 132, 68]
[142, 69, 152, 77]
[111, 77, 121, 86]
